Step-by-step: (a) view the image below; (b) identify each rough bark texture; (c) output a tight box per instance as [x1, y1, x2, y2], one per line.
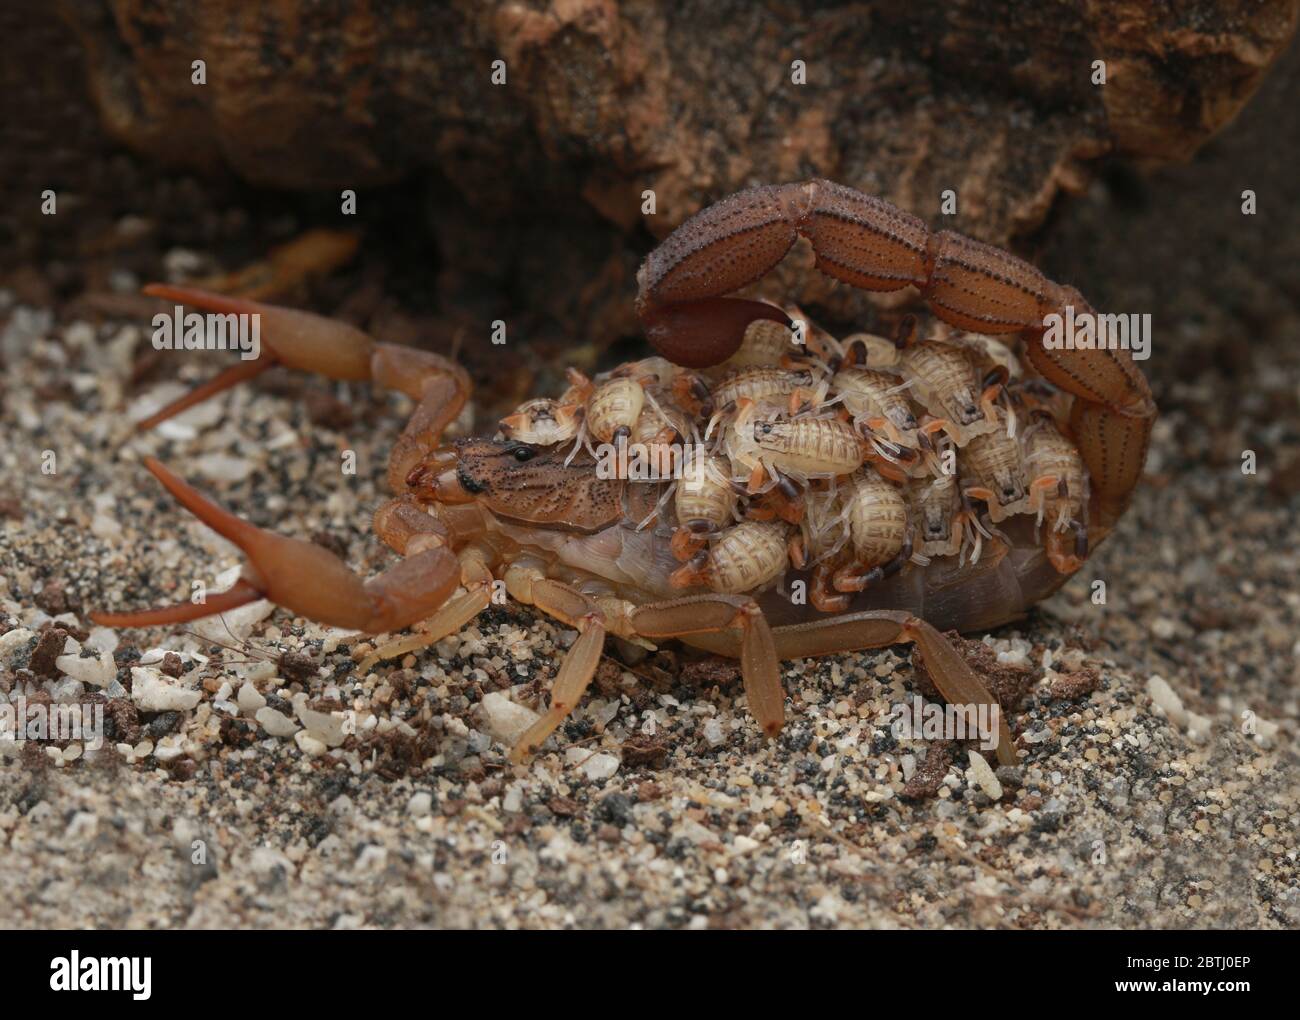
[50, 1, 1298, 238]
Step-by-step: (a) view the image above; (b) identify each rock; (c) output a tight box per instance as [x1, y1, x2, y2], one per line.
[0, 628, 34, 665]
[55, 649, 115, 687]
[732, 835, 760, 854]
[44, 0, 1297, 364]
[965, 751, 1003, 801]
[1186, 712, 1213, 744]
[673, 818, 717, 846]
[255, 707, 300, 738]
[236, 682, 267, 715]
[294, 730, 328, 757]
[293, 700, 348, 748]
[65, 811, 98, 840]
[130, 666, 201, 712]
[1146, 675, 1189, 727]
[566, 748, 620, 781]
[478, 691, 541, 747]
[702, 718, 725, 747]
[407, 791, 433, 817]
[85, 627, 119, 654]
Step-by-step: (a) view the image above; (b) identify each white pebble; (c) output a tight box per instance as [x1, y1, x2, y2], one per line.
[255, 706, 300, 738]
[0, 628, 35, 665]
[194, 452, 254, 483]
[236, 682, 267, 715]
[407, 791, 433, 817]
[55, 649, 116, 688]
[566, 748, 620, 781]
[478, 691, 541, 746]
[86, 627, 119, 654]
[191, 597, 274, 645]
[91, 514, 122, 539]
[1186, 712, 1213, 744]
[294, 730, 328, 757]
[1146, 675, 1188, 727]
[965, 750, 1003, 800]
[294, 700, 348, 747]
[130, 667, 201, 712]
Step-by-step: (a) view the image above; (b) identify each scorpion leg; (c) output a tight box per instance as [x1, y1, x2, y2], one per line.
[502, 572, 608, 763]
[136, 285, 471, 493]
[90, 458, 460, 634]
[770, 611, 1017, 766]
[358, 548, 497, 672]
[630, 595, 783, 738]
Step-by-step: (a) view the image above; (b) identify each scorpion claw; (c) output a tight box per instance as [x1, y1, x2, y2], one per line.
[91, 457, 459, 634]
[135, 284, 377, 429]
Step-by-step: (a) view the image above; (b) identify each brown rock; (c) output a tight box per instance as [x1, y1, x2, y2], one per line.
[26, 1, 1294, 352]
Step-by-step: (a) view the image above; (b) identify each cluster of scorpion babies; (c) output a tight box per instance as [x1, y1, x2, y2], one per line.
[500, 315, 1090, 608]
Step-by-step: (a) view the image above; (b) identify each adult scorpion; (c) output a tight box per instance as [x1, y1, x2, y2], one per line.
[91, 180, 1156, 769]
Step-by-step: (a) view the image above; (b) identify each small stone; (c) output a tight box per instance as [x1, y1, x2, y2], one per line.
[0, 628, 35, 665]
[673, 818, 716, 845]
[478, 691, 541, 746]
[566, 748, 620, 781]
[294, 730, 328, 757]
[1150, 617, 1178, 640]
[91, 514, 122, 539]
[294, 700, 347, 747]
[1146, 675, 1188, 727]
[130, 666, 202, 712]
[408, 791, 433, 817]
[29, 628, 65, 676]
[237, 682, 267, 715]
[66, 811, 98, 839]
[356, 845, 388, 872]
[702, 718, 725, 747]
[965, 750, 1003, 800]
[55, 649, 116, 687]
[255, 706, 300, 738]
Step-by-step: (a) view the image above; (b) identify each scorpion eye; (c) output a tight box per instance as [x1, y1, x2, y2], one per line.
[512, 445, 537, 462]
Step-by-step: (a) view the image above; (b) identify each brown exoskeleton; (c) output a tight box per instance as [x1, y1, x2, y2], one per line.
[90, 180, 1153, 771]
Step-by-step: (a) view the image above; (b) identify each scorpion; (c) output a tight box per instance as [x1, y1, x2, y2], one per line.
[91, 179, 1155, 769]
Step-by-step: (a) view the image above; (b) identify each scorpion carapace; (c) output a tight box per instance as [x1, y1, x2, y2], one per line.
[88, 182, 1156, 770]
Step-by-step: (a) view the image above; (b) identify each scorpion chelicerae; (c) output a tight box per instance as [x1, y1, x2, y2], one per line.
[91, 180, 1155, 767]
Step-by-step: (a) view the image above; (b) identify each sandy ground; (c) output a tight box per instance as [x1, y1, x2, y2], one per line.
[2, 40, 1299, 926]
[0, 274, 1296, 929]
